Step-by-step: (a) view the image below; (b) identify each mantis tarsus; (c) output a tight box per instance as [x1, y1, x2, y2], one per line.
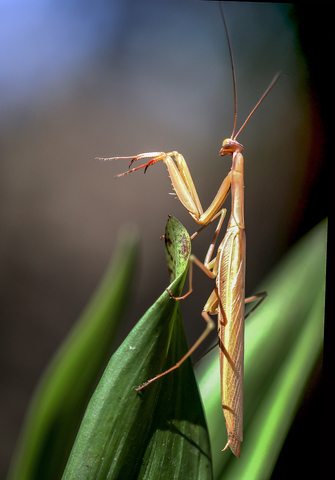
[97, 7, 280, 458]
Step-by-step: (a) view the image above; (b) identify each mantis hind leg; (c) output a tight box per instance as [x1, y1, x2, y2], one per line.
[136, 255, 221, 392]
[135, 309, 215, 392]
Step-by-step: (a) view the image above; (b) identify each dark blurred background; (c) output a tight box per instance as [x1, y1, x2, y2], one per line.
[0, 1, 327, 478]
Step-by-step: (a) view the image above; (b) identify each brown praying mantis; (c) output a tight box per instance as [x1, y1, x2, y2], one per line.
[97, 8, 281, 458]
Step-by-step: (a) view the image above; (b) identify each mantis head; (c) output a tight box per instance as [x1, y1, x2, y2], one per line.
[219, 138, 244, 156]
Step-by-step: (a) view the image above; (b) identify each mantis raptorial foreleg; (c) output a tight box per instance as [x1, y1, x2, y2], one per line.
[97, 151, 231, 239]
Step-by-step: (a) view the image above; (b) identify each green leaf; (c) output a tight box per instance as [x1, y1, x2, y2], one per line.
[62, 216, 212, 480]
[196, 220, 326, 479]
[7, 226, 140, 480]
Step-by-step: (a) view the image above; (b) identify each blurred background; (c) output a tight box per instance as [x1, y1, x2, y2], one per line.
[0, 1, 327, 478]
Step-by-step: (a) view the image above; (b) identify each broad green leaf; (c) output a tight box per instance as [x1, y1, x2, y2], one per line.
[62, 216, 212, 480]
[7, 227, 139, 480]
[196, 219, 326, 479]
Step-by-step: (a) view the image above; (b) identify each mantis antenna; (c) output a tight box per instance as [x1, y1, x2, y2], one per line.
[220, 3, 281, 142]
[219, 3, 237, 140]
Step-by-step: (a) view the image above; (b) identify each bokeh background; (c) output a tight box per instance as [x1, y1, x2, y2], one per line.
[1, 1, 327, 478]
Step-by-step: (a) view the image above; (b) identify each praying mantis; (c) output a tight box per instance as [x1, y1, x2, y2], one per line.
[97, 7, 281, 458]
